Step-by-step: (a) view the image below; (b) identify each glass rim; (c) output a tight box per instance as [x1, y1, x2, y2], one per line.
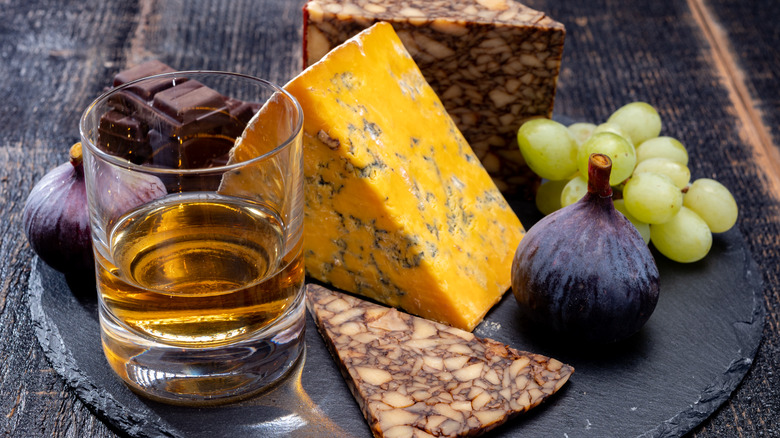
[78, 70, 303, 175]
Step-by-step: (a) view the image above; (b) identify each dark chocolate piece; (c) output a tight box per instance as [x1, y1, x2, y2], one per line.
[152, 80, 226, 123]
[225, 97, 257, 125]
[98, 110, 145, 141]
[97, 61, 256, 167]
[112, 59, 176, 86]
[113, 59, 183, 100]
[97, 110, 152, 164]
[149, 132, 233, 169]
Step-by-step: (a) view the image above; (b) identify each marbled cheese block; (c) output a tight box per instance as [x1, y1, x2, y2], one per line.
[285, 22, 524, 331]
[303, 0, 566, 194]
[307, 284, 574, 437]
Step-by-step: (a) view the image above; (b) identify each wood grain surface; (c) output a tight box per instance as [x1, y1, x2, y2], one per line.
[1, 0, 778, 436]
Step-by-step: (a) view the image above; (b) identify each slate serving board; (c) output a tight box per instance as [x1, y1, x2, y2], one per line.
[27, 201, 764, 438]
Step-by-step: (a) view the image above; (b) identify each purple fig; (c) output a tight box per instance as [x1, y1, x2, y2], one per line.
[512, 153, 660, 344]
[24, 143, 168, 275]
[23, 143, 93, 273]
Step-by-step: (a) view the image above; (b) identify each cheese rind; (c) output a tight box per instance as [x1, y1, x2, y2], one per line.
[285, 22, 524, 331]
[303, 0, 566, 194]
[307, 284, 574, 438]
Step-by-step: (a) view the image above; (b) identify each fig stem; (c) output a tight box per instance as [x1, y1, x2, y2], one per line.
[587, 153, 613, 197]
[69, 142, 84, 177]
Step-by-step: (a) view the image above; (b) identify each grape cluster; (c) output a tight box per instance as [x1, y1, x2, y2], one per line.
[516, 102, 738, 263]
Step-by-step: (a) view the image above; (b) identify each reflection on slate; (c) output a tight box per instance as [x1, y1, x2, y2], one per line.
[27, 200, 764, 438]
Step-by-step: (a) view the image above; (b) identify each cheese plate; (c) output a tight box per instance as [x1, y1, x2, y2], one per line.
[27, 199, 763, 437]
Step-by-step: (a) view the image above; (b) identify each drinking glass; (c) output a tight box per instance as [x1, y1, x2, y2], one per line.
[79, 71, 305, 405]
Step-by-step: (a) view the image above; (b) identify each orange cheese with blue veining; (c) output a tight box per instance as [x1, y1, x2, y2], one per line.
[284, 22, 524, 331]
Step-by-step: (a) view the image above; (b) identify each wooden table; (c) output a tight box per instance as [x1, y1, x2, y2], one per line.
[1, 0, 778, 436]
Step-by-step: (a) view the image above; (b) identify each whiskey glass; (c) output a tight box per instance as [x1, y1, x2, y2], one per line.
[80, 71, 304, 405]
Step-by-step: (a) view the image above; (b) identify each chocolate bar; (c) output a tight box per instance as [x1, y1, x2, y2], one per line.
[98, 60, 256, 168]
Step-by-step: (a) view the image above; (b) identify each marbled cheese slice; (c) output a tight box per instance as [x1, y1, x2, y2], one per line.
[307, 284, 574, 438]
[285, 22, 525, 331]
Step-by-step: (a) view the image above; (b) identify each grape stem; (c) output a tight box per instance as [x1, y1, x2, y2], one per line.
[587, 153, 613, 198]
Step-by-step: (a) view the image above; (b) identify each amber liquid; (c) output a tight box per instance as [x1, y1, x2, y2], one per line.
[97, 193, 304, 347]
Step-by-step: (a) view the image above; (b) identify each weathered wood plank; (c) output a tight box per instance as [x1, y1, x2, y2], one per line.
[688, 0, 780, 435]
[1, 0, 139, 436]
[120, 0, 303, 84]
[688, 0, 780, 195]
[1, 0, 777, 436]
[703, 0, 780, 150]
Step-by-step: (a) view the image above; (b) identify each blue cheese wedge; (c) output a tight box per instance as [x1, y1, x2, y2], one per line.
[284, 22, 525, 331]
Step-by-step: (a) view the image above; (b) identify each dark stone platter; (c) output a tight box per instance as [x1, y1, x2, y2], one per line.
[27, 202, 764, 438]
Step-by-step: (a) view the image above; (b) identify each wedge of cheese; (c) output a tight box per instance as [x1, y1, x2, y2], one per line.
[307, 284, 574, 437]
[285, 22, 524, 331]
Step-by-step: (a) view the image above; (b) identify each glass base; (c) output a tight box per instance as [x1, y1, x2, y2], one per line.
[99, 293, 306, 406]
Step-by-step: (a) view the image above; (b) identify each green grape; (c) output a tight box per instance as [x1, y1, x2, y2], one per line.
[623, 172, 683, 224]
[683, 178, 738, 233]
[560, 174, 587, 207]
[535, 179, 569, 215]
[650, 207, 713, 263]
[636, 136, 689, 165]
[517, 119, 578, 180]
[592, 122, 633, 145]
[633, 157, 691, 189]
[577, 132, 636, 185]
[568, 122, 596, 146]
[606, 101, 662, 145]
[614, 199, 651, 244]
